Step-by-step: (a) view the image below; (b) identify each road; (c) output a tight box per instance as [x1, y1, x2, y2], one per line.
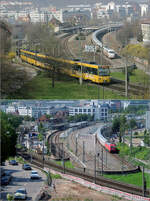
[1, 162, 46, 201]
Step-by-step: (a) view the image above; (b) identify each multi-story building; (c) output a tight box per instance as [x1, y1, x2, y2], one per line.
[146, 111, 150, 130]
[141, 20, 150, 44]
[6, 106, 16, 114]
[18, 107, 32, 117]
[139, 4, 149, 17]
[69, 102, 109, 121]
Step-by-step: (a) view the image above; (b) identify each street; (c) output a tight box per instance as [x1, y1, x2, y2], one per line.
[1, 162, 46, 201]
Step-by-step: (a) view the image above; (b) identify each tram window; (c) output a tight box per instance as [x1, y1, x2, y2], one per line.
[73, 65, 81, 71]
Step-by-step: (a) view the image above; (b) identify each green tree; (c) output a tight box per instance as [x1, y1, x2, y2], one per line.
[112, 117, 120, 133]
[1, 112, 22, 163]
[129, 118, 137, 154]
[144, 130, 150, 146]
[119, 115, 127, 143]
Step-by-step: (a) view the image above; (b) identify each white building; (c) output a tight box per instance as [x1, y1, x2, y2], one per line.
[69, 102, 109, 120]
[146, 111, 150, 130]
[6, 106, 16, 114]
[141, 21, 150, 44]
[18, 107, 32, 117]
[140, 4, 149, 17]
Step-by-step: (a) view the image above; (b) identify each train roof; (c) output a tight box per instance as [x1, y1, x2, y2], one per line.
[20, 49, 110, 69]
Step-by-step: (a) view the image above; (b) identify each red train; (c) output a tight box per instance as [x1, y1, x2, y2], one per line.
[96, 126, 117, 153]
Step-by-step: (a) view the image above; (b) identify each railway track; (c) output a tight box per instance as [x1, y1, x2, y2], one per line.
[19, 151, 149, 197]
[62, 126, 136, 172]
[61, 34, 76, 58]
[61, 33, 149, 97]
[48, 130, 69, 160]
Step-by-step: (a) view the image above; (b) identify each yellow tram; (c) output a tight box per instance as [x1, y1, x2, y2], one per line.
[19, 49, 110, 84]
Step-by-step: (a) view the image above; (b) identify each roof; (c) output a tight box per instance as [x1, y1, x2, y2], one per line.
[49, 17, 62, 26]
[38, 115, 49, 121]
[141, 19, 150, 25]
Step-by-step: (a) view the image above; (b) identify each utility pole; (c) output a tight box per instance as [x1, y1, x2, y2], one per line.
[82, 141, 85, 163]
[67, 132, 69, 149]
[103, 83, 104, 99]
[62, 143, 65, 174]
[42, 135, 45, 168]
[105, 151, 107, 168]
[130, 128, 133, 154]
[142, 166, 147, 197]
[30, 139, 33, 163]
[125, 59, 128, 97]
[75, 136, 78, 156]
[94, 153, 96, 183]
[94, 134, 97, 183]
[101, 147, 103, 175]
[79, 31, 83, 85]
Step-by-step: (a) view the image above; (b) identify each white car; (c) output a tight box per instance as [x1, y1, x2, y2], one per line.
[14, 188, 27, 200]
[30, 170, 40, 179]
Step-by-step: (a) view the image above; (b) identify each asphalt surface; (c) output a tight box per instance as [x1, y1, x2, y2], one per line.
[1, 161, 46, 201]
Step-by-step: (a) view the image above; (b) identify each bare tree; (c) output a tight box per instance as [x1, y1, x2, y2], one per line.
[25, 23, 67, 88]
[0, 21, 27, 98]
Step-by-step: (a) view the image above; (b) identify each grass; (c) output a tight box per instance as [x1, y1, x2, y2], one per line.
[8, 156, 25, 164]
[51, 173, 62, 179]
[8, 71, 127, 99]
[111, 69, 150, 85]
[104, 172, 150, 188]
[117, 143, 150, 161]
[56, 160, 74, 168]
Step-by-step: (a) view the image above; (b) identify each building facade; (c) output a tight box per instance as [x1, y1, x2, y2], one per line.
[146, 111, 150, 130]
[141, 21, 150, 44]
[69, 103, 109, 120]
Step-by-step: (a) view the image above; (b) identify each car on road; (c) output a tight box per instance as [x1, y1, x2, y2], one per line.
[9, 160, 18, 165]
[30, 170, 40, 179]
[14, 188, 27, 200]
[22, 164, 31, 170]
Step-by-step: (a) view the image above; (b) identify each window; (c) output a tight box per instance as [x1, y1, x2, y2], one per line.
[79, 109, 82, 112]
[83, 109, 86, 112]
[75, 109, 78, 112]
[88, 109, 91, 112]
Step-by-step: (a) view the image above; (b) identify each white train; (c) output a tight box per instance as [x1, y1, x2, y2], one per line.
[92, 24, 121, 59]
[103, 47, 116, 59]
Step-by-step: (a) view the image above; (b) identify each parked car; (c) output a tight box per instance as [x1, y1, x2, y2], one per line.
[9, 160, 18, 165]
[22, 164, 31, 170]
[1, 162, 5, 166]
[14, 188, 27, 200]
[1, 176, 11, 185]
[30, 170, 40, 179]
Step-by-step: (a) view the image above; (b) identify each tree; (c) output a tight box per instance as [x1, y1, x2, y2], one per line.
[144, 130, 150, 146]
[112, 117, 120, 134]
[129, 118, 137, 154]
[119, 115, 127, 143]
[1, 112, 23, 163]
[25, 23, 66, 88]
[0, 21, 28, 98]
